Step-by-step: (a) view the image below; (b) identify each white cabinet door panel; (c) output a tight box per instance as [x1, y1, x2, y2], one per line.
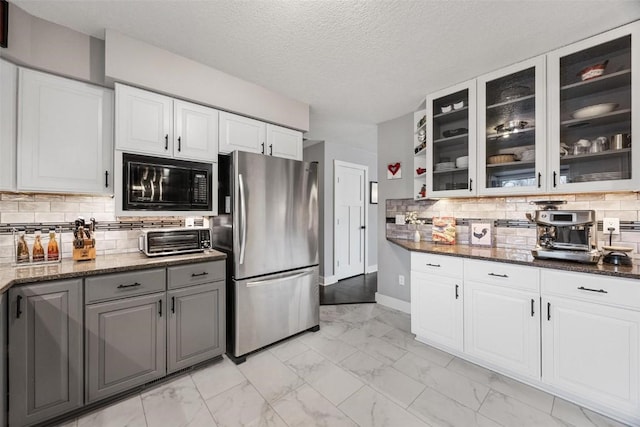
[267, 124, 302, 160]
[0, 59, 17, 191]
[218, 112, 265, 155]
[173, 100, 218, 161]
[465, 281, 540, 379]
[411, 271, 463, 352]
[18, 68, 113, 194]
[542, 296, 640, 416]
[116, 83, 172, 156]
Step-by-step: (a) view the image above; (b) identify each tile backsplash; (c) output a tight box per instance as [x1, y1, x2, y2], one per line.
[386, 192, 640, 260]
[0, 193, 204, 264]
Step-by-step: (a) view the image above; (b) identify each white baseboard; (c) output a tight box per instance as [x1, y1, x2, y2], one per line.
[320, 275, 338, 286]
[365, 264, 378, 274]
[375, 292, 411, 314]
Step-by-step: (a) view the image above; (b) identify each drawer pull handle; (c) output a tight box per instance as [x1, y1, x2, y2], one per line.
[531, 298, 535, 317]
[455, 284, 459, 299]
[488, 273, 508, 278]
[171, 296, 175, 314]
[191, 272, 209, 277]
[117, 282, 142, 289]
[577, 286, 608, 294]
[426, 263, 441, 268]
[16, 295, 22, 319]
[547, 302, 551, 321]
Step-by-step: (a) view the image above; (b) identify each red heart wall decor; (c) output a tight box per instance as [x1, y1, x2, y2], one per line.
[388, 163, 401, 175]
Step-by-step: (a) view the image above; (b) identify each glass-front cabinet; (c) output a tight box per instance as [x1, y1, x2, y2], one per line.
[426, 80, 477, 197]
[548, 21, 639, 192]
[477, 56, 546, 195]
[413, 109, 427, 200]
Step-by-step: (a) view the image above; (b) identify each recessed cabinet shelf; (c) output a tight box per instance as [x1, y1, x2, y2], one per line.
[486, 94, 536, 110]
[487, 127, 536, 141]
[561, 69, 631, 99]
[486, 160, 535, 169]
[560, 148, 631, 162]
[434, 133, 468, 144]
[433, 106, 468, 121]
[561, 108, 631, 128]
[433, 167, 467, 175]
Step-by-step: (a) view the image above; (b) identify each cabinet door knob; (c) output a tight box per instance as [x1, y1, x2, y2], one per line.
[547, 302, 551, 321]
[269, 144, 273, 156]
[531, 298, 535, 317]
[469, 179, 473, 192]
[553, 171, 557, 187]
[159, 299, 163, 317]
[537, 172, 541, 188]
[455, 284, 459, 299]
[16, 295, 22, 319]
[165, 134, 169, 150]
[178, 136, 181, 152]
[105, 171, 109, 188]
[261, 142, 265, 154]
[171, 296, 175, 314]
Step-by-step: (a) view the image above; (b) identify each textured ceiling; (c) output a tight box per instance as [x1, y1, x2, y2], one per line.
[12, 0, 640, 147]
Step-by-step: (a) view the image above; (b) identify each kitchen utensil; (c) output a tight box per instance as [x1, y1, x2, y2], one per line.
[434, 162, 455, 171]
[418, 128, 426, 143]
[488, 154, 516, 164]
[452, 100, 465, 110]
[500, 85, 531, 100]
[441, 104, 452, 113]
[455, 156, 469, 168]
[571, 103, 618, 119]
[494, 120, 528, 133]
[589, 136, 608, 153]
[572, 139, 591, 155]
[442, 128, 468, 138]
[610, 133, 631, 150]
[578, 59, 608, 81]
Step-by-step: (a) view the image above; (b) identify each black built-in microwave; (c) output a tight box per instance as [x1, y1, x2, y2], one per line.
[122, 153, 212, 212]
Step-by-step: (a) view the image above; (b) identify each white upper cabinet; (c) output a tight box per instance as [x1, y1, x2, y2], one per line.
[547, 21, 639, 193]
[477, 56, 547, 195]
[0, 59, 17, 191]
[266, 124, 303, 160]
[173, 100, 218, 162]
[219, 111, 266, 155]
[116, 84, 218, 162]
[426, 79, 477, 197]
[219, 111, 302, 161]
[18, 68, 114, 195]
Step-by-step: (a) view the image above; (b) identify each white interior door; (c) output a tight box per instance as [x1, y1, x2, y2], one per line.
[334, 161, 366, 280]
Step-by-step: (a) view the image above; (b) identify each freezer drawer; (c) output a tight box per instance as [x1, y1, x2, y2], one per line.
[233, 266, 318, 357]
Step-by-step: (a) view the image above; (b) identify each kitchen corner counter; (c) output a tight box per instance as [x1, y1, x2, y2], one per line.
[387, 237, 640, 279]
[0, 250, 227, 294]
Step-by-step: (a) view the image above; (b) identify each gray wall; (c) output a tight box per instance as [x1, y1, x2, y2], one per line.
[304, 141, 378, 281]
[2, 4, 105, 85]
[376, 112, 414, 302]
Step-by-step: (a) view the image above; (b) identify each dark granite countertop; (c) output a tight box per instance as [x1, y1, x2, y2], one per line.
[0, 250, 227, 293]
[388, 238, 640, 280]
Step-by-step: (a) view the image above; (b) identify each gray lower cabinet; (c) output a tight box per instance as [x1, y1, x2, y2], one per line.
[85, 292, 166, 403]
[8, 279, 83, 427]
[167, 281, 225, 373]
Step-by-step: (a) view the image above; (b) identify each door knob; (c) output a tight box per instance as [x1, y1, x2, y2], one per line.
[360, 226, 366, 229]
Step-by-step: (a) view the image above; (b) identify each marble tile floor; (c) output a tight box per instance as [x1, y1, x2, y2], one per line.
[57, 303, 630, 427]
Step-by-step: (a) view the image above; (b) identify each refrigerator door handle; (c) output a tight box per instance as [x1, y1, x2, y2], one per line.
[246, 268, 315, 287]
[239, 173, 247, 265]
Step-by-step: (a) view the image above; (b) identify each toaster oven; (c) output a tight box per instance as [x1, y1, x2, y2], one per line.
[138, 227, 211, 257]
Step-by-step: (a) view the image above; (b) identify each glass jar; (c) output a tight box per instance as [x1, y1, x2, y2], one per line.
[32, 231, 45, 262]
[16, 231, 30, 264]
[47, 228, 59, 261]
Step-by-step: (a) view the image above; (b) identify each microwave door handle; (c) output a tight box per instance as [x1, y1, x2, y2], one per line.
[239, 173, 247, 265]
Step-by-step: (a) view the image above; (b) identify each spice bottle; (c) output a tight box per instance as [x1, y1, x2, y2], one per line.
[47, 228, 59, 261]
[16, 231, 30, 264]
[32, 230, 45, 262]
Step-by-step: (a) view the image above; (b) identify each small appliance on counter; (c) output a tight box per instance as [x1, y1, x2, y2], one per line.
[73, 217, 96, 261]
[528, 201, 601, 264]
[602, 227, 634, 266]
[138, 227, 211, 257]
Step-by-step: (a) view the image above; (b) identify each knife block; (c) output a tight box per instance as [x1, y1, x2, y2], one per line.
[73, 239, 96, 261]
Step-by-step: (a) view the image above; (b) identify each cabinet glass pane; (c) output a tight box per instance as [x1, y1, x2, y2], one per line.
[484, 67, 537, 189]
[558, 35, 632, 185]
[432, 89, 469, 191]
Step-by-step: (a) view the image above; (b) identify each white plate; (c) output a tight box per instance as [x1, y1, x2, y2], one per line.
[602, 245, 634, 253]
[571, 103, 618, 119]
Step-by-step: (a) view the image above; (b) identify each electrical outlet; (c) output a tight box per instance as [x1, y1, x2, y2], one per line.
[603, 218, 620, 235]
[398, 275, 405, 286]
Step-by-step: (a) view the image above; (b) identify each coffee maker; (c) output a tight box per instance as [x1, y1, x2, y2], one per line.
[529, 202, 601, 264]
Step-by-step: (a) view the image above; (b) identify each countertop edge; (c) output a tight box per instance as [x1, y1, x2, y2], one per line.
[0, 250, 227, 293]
[387, 238, 640, 279]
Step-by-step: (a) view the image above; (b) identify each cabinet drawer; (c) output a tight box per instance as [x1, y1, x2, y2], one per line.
[411, 252, 464, 278]
[541, 269, 640, 311]
[168, 261, 225, 289]
[464, 259, 539, 292]
[85, 268, 166, 303]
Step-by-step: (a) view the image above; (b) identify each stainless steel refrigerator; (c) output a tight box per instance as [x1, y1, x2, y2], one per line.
[211, 151, 319, 363]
